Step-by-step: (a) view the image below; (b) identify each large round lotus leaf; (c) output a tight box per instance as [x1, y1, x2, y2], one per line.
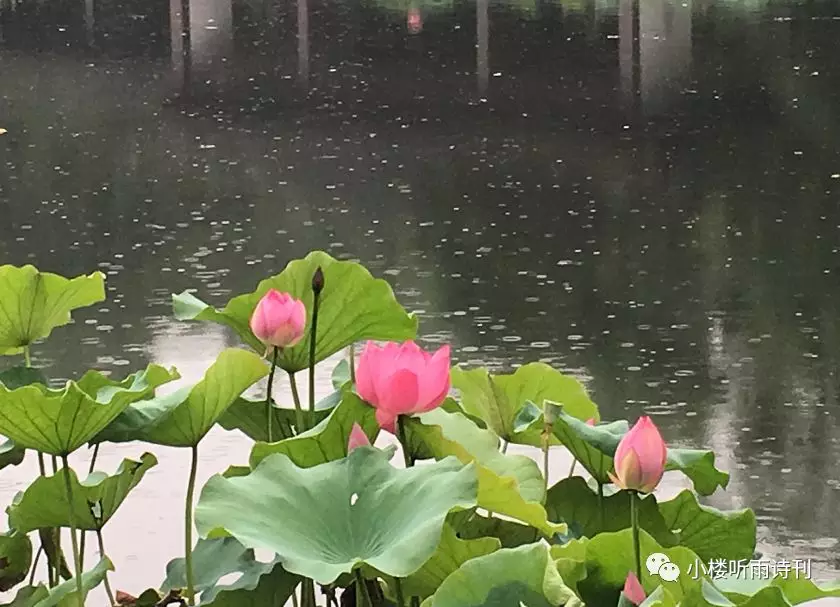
[405, 407, 564, 537]
[8, 453, 157, 532]
[515, 401, 729, 496]
[95, 349, 267, 448]
[419, 543, 577, 607]
[0, 530, 32, 592]
[0, 365, 178, 456]
[195, 447, 478, 585]
[172, 251, 418, 373]
[0, 266, 105, 356]
[452, 363, 599, 447]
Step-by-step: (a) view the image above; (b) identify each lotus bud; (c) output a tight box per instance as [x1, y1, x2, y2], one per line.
[608, 416, 667, 494]
[347, 423, 370, 453]
[312, 266, 325, 295]
[623, 571, 646, 605]
[249, 289, 307, 349]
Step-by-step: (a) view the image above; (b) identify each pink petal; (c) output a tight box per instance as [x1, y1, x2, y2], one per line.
[380, 368, 420, 417]
[347, 422, 371, 452]
[375, 408, 398, 434]
[394, 341, 428, 373]
[416, 345, 451, 410]
[356, 341, 381, 405]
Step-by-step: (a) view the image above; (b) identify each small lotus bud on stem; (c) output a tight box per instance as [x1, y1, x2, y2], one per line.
[312, 266, 325, 295]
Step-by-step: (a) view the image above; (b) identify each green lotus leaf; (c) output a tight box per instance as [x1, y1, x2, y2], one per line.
[172, 251, 418, 373]
[96, 349, 267, 447]
[453, 363, 599, 447]
[406, 407, 564, 537]
[0, 367, 48, 470]
[195, 447, 478, 584]
[218, 396, 333, 442]
[637, 586, 679, 607]
[712, 569, 840, 605]
[394, 524, 500, 600]
[0, 365, 179, 455]
[331, 358, 352, 390]
[0, 530, 32, 591]
[8, 453, 157, 532]
[0, 266, 105, 356]
[0, 585, 49, 607]
[551, 529, 704, 605]
[419, 543, 578, 607]
[448, 510, 540, 549]
[249, 392, 379, 468]
[516, 402, 729, 496]
[37, 529, 70, 582]
[38, 557, 112, 607]
[545, 476, 677, 546]
[162, 537, 300, 606]
[658, 490, 755, 562]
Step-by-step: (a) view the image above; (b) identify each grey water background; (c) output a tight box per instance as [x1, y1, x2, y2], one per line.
[2, 0, 840, 598]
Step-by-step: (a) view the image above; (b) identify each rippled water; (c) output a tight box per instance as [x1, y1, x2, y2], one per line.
[2, 0, 840, 596]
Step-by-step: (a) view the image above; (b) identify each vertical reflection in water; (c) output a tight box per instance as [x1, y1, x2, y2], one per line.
[476, 0, 489, 97]
[297, 0, 309, 86]
[639, 0, 692, 114]
[83, 0, 94, 47]
[618, 0, 639, 106]
[170, 0, 192, 91]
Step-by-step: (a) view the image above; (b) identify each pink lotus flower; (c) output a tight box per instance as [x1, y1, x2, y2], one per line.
[586, 418, 596, 426]
[249, 289, 306, 349]
[347, 422, 371, 453]
[608, 416, 667, 494]
[355, 341, 450, 433]
[623, 571, 646, 605]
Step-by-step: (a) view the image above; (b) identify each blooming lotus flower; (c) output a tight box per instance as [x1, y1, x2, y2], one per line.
[356, 341, 450, 433]
[249, 289, 306, 349]
[623, 571, 646, 605]
[347, 422, 371, 453]
[608, 416, 667, 494]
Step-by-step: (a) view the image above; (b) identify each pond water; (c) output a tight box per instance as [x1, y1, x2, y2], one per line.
[2, 0, 840, 597]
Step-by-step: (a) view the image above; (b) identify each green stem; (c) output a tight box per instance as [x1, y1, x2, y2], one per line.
[184, 445, 199, 605]
[568, 459, 577, 477]
[630, 490, 642, 581]
[349, 344, 356, 383]
[354, 570, 372, 607]
[542, 443, 550, 493]
[291, 587, 299, 607]
[50, 456, 63, 584]
[500, 439, 509, 454]
[60, 456, 84, 607]
[95, 529, 116, 606]
[288, 373, 305, 434]
[397, 416, 413, 468]
[308, 289, 321, 427]
[29, 546, 42, 585]
[37, 453, 46, 476]
[395, 577, 406, 607]
[411, 596, 420, 607]
[23, 345, 31, 367]
[79, 444, 101, 571]
[265, 348, 279, 442]
[598, 482, 605, 530]
[302, 579, 316, 607]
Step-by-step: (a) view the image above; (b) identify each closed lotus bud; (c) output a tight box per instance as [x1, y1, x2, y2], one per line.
[608, 416, 667, 494]
[623, 571, 646, 605]
[347, 422, 371, 453]
[312, 266, 325, 295]
[249, 289, 307, 349]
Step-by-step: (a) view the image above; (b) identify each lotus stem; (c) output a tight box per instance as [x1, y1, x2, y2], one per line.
[184, 445, 199, 605]
[291, 587, 299, 607]
[79, 444, 101, 571]
[411, 597, 420, 607]
[302, 579, 316, 607]
[630, 490, 642, 581]
[542, 442, 550, 493]
[349, 344, 355, 383]
[29, 546, 42, 585]
[395, 578, 406, 607]
[95, 529, 116, 606]
[23, 344, 31, 367]
[51, 456, 64, 586]
[598, 482, 605, 530]
[354, 570, 372, 607]
[307, 266, 324, 432]
[266, 348, 279, 442]
[288, 373, 305, 434]
[568, 459, 577, 478]
[500, 439, 509, 454]
[397, 416, 413, 468]
[60, 456, 84, 607]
